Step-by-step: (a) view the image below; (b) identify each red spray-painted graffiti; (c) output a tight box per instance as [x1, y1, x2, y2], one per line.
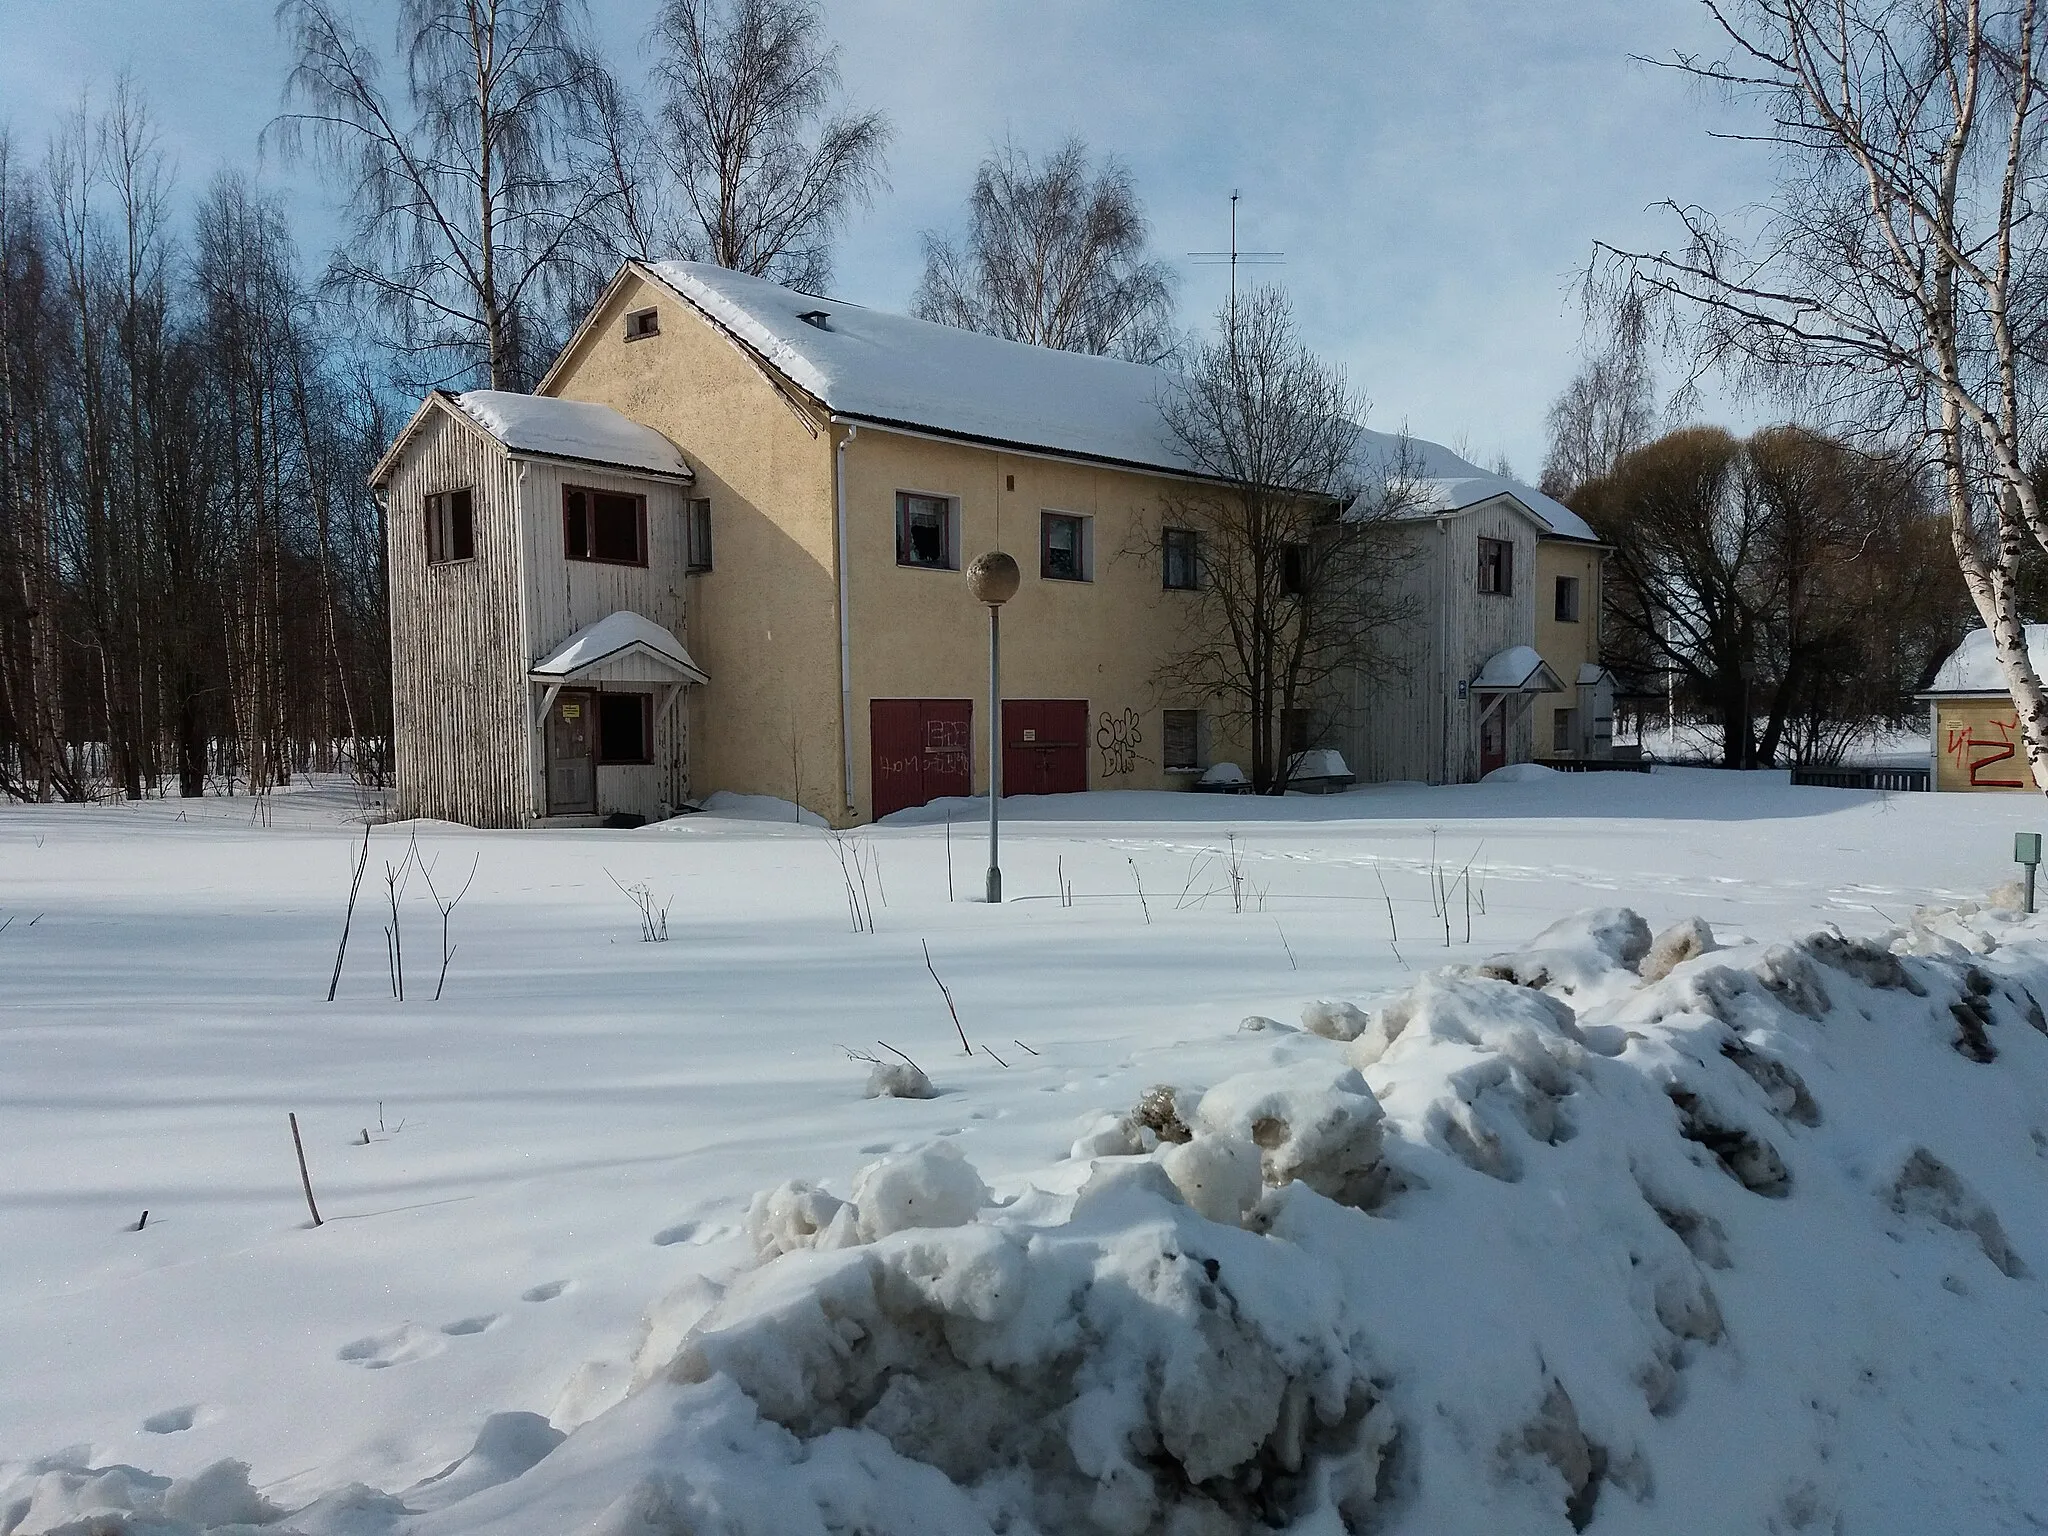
[1945, 713, 2028, 789]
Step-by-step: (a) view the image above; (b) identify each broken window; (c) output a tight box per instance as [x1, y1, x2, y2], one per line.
[565, 487, 646, 565]
[425, 487, 474, 564]
[896, 492, 954, 569]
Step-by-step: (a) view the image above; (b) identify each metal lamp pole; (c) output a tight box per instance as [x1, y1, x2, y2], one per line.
[966, 551, 1020, 903]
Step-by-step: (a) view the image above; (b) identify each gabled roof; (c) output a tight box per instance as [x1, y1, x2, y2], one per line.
[1918, 625, 2048, 698]
[560, 260, 1597, 535]
[1472, 645, 1566, 693]
[370, 389, 693, 489]
[529, 611, 708, 686]
[1390, 475, 1602, 544]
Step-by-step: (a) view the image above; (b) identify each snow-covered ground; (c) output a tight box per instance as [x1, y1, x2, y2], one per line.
[3, 771, 2047, 1533]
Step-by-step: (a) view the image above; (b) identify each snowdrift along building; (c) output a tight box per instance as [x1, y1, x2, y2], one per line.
[373, 261, 1611, 827]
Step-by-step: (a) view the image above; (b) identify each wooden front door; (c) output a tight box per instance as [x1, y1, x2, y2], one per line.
[1002, 699, 1088, 797]
[548, 689, 597, 814]
[1478, 696, 1508, 777]
[870, 699, 973, 819]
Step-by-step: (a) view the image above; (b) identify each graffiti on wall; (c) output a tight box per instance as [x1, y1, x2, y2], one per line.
[1097, 708, 1142, 777]
[1944, 711, 2028, 789]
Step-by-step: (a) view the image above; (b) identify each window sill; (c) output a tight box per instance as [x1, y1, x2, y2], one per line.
[1165, 765, 1204, 776]
[896, 560, 960, 573]
[426, 556, 477, 568]
[567, 556, 650, 569]
[1041, 573, 1091, 584]
[623, 330, 659, 343]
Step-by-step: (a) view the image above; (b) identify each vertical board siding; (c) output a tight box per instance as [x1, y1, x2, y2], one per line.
[386, 409, 530, 827]
[518, 460, 692, 822]
[1337, 504, 1541, 785]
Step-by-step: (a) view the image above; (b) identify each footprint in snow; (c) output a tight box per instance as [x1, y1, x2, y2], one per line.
[142, 1405, 197, 1434]
[653, 1222, 736, 1247]
[336, 1323, 444, 1369]
[521, 1280, 571, 1303]
[440, 1313, 498, 1337]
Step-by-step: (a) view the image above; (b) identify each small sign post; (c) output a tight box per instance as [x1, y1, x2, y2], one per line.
[2017, 832, 2042, 914]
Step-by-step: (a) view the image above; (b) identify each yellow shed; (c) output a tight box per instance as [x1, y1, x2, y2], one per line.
[1918, 626, 2048, 791]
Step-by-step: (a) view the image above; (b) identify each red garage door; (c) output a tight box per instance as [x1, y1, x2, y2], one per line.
[870, 699, 973, 820]
[1003, 699, 1088, 798]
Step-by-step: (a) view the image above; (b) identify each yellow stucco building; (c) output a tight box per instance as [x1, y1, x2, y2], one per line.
[375, 261, 1612, 826]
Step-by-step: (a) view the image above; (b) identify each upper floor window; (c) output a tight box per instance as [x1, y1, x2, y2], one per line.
[1041, 511, 1091, 581]
[624, 307, 660, 340]
[896, 491, 956, 570]
[1281, 542, 1310, 596]
[1162, 527, 1201, 590]
[686, 497, 713, 573]
[1478, 536, 1513, 596]
[1554, 574, 1581, 622]
[425, 487, 474, 564]
[564, 486, 647, 566]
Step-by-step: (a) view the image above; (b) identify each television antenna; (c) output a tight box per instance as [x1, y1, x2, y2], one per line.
[1188, 190, 1283, 335]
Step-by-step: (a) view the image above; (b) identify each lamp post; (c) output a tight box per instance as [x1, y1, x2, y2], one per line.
[966, 551, 1020, 903]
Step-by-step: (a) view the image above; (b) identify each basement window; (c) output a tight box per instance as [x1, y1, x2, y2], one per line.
[625, 307, 660, 340]
[425, 487, 474, 564]
[564, 486, 647, 566]
[1164, 709, 1202, 772]
[1553, 707, 1576, 755]
[597, 693, 652, 764]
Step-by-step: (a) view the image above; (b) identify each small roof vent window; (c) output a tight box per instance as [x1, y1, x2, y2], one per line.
[797, 309, 832, 330]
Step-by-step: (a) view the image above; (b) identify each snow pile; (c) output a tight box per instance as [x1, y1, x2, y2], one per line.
[13, 897, 2048, 1533]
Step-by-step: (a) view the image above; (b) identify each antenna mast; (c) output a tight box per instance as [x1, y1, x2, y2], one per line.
[1188, 190, 1283, 340]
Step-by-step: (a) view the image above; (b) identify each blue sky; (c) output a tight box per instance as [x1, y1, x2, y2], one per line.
[1, 1, 1762, 473]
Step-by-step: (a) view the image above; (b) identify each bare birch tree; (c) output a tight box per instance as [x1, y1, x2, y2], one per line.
[645, 0, 888, 290]
[1152, 286, 1420, 792]
[1540, 290, 1659, 498]
[914, 138, 1179, 363]
[272, 0, 613, 390]
[1598, 0, 2048, 788]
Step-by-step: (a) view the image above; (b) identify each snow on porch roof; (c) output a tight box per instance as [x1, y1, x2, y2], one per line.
[1919, 624, 2048, 698]
[529, 612, 708, 686]
[1472, 645, 1566, 693]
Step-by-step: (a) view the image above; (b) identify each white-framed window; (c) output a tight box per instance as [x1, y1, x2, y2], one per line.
[1163, 709, 1202, 772]
[425, 487, 474, 564]
[686, 497, 712, 572]
[1040, 510, 1093, 581]
[895, 491, 958, 570]
[624, 307, 659, 341]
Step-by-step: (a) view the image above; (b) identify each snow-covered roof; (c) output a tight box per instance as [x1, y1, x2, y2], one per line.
[626, 261, 1593, 535]
[1472, 645, 1565, 693]
[1920, 625, 2048, 697]
[1578, 663, 1613, 687]
[1389, 473, 1602, 543]
[530, 611, 708, 686]
[452, 391, 692, 479]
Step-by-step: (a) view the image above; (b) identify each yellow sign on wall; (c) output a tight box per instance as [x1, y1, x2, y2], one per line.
[1936, 698, 2034, 791]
